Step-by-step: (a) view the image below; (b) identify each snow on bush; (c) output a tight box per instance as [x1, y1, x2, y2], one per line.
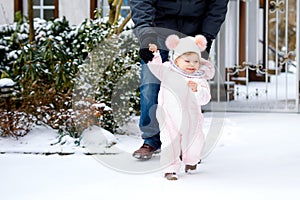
[0, 78, 15, 87]
[0, 15, 140, 138]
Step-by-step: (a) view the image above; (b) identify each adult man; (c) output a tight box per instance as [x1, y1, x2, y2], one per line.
[130, 0, 229, 160]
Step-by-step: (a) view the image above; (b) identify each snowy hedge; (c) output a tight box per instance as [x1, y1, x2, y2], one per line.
[0, 15, 140, 137]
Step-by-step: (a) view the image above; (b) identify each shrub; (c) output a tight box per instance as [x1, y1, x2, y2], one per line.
[0, 15, 140, 137]
[75, 33, 140, 133]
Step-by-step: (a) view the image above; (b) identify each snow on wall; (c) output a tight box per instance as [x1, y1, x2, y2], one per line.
[59, 0, 90, 26]
[0, 0, 91, 26]
[0, 0, 14, 25]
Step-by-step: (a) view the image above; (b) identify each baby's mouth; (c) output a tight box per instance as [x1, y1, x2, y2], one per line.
[186, 67, 196, 71]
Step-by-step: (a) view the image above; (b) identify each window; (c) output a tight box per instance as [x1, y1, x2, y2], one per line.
[33, 0, 58, 20]
[120, 0, 130, 17]
[14, 0, 59, 21]
[90, 0, 130, 19]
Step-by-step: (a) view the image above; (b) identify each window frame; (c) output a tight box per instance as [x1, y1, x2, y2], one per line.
[14, 0, 59, 20]
[33, 0, 58, 20]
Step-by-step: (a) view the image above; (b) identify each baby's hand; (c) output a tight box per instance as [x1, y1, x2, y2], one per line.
[149, 43, 158, 52]
[188, 81, 198, 92]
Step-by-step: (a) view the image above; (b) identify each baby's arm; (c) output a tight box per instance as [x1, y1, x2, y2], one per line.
[193, 79, 211, 105]
[147, 44, 166, 80]
[147, 44, 162, 64]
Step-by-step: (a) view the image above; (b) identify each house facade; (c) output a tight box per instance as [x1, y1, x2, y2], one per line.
[0, 0, 129, 25]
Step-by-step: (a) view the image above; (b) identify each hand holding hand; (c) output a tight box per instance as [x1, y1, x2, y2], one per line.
[139, 34, 157, 63]
[139, 49, 155, 63]
[149, 43, 158, 52]
[139, 43, 159, 63]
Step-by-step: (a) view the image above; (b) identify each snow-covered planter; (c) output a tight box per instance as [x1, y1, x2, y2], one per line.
[0, 78, 32, 137]
[0, 111, 34, 137]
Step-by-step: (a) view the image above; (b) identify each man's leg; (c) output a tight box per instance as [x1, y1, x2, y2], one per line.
[133, 50, 169, 160]
[132, 62, 161, 160]
[139, 72, 161, 150]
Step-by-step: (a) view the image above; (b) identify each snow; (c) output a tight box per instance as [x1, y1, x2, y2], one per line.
[0, 78, 15, 87]
[0, 112, 300, 200]
[233, 69, 298, 101]
[90, 103, 112, 112]
[7, 50, 19, 60]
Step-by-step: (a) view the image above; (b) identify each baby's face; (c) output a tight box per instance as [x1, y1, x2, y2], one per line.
[175, 52, 200, 74]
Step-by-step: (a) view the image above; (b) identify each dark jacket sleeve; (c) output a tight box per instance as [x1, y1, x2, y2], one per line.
[201, 0, 229, 39]
[130, 0, 157, 43]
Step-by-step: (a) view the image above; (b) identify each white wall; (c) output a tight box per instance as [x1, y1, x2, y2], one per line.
[218, 0, 239, 69]
[1, 0, 92, 26]
[247, 0, 259, 64]
[59, 0, 90, 25]
[218, 0, 262, 68]
[0, 0, 14, 24]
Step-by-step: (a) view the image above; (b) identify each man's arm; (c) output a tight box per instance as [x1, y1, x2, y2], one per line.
[201, 0, 229, 40]
[130, 0, 157, 45]
[130, 0, 158, 62]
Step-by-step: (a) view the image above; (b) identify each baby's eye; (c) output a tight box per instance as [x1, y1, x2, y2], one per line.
[184, 60, 190, 63]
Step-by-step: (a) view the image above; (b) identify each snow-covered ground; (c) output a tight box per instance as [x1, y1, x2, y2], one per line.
[1, 112, 300, 200]
[234, 71, 298, 101]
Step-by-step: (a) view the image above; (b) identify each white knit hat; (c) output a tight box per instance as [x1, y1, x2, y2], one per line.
[165, 34, 207, 61]
[165, 34, 215, 79]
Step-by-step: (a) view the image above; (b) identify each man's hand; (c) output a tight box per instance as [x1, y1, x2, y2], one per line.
[139, 48, 155, 63]
[139, 33, 157, 63]
[200, 33, 213, 59]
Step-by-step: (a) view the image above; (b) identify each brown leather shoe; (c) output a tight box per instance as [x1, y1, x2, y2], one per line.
[132, 144, 160, 160]
[185, 164, 197, 173]
[164, 173, 178, 180]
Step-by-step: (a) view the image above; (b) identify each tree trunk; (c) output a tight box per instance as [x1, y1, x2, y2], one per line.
[108, 0, 116, 25]
[27, 0, 35, 42]
[107, 0, 131, 34]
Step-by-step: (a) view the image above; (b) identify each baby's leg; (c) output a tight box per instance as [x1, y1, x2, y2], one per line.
[160, 129, 182, 174]
[181, 125, 205, 172]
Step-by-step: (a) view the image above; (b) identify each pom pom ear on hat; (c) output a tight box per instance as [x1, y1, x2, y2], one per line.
[195, 35, 207, 52]
[166, 34, 207, 52]
[165, 34, 209, 62]
[165, 34, 180, 50]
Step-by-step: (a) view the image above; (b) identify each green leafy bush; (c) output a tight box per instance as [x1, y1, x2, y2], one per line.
[0, 15, 140, 137]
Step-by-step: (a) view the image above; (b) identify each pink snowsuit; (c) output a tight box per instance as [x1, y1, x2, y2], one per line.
[148, 53, 211, 174]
